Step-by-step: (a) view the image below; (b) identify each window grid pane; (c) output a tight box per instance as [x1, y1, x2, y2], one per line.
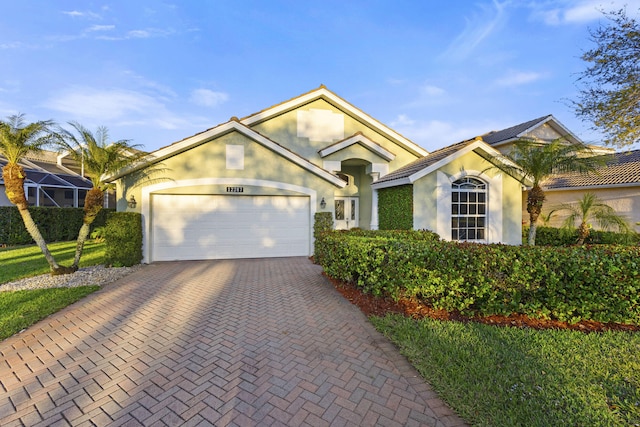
[451, 177, 487, 241]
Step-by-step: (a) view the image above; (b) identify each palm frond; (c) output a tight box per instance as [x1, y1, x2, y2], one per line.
[0, 113, 56, 163]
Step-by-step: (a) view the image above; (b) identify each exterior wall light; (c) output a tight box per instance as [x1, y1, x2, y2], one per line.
[128, 195, 137, 209]
[320, 197, 326, 209]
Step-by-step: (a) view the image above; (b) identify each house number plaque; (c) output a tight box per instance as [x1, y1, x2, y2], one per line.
[226, 186, 244, 193]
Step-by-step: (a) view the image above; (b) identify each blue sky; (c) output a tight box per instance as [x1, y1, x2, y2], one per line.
[1, 1, 639, 153]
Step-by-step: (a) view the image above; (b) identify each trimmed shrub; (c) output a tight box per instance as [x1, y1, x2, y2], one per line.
[378, 185, 413, 230]
[0, 207, 111, 245]
[313, 212, 334, 264]
[104, 212, 142, 267]
[316, 230, 640, 325]
[527, 226, 640, 246]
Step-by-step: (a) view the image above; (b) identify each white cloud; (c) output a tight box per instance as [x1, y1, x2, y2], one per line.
[402, 82, 451, 108]
[420, 84, 446, 96]
[495, 70, 546, 86]
[0, 42, 24, 50]
[95, 28, 175, 41]
[62, 10, 102, 20]
[43, 87, 190, 130]
[533, 0, 639, 25]
[390, 116, 496, 152]
[86, 25, 115, 33]
[390, 114, 415, 127]
[189, 89, 229, 107]
[442, 0, 508, 61]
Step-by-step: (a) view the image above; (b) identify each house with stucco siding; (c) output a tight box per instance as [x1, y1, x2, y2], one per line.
[108, 86, 527, 262]
[480, 114, 640, 233]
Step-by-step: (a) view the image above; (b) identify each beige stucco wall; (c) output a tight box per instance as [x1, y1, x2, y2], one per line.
[116, 130, 339, 214]
[412, 149, 523, 245]
[250, 98, 420, 172]
[526, 186, 640, 233]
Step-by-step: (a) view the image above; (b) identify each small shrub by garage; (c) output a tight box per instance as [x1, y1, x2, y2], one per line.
[316, 230, 640, 325]
[104, 212, 142, 267]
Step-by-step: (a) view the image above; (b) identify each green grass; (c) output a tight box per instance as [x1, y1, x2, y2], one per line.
[0, 241, 106, 284]
[0, 286, 100, 341]
[371, 314, 640, 427]
[0, 241, 106, 341]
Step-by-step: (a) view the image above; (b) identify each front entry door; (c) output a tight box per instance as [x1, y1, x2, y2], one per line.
[334, 197, 359, 230]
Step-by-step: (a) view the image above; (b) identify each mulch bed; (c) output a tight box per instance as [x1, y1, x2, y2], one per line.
[326, 275, 640, 333]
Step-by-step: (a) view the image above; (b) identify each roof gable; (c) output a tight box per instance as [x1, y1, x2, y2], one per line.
[318, 132, 395, 162]
[372, 138, 520, 189]
[481, 115, 584, 148]
[107, 119, 346, 187]
[241, 86, 428, 157]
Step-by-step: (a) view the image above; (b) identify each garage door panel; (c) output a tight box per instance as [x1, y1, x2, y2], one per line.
[151, 194, 310, 261]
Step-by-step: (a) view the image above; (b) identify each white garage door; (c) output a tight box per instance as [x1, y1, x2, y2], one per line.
[151, 194, 310, 261]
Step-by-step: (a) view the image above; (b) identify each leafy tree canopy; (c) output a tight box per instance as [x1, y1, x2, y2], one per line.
[574, 8, 640, 148]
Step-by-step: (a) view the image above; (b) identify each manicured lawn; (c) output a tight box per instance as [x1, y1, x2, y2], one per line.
[0, 286, 99, 341]
[0, 241, 105, 284]
[0, 241, 106, 341]
[371, 314, 640, 427]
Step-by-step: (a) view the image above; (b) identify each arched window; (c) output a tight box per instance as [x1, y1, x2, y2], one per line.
[451, 177, 486, 241]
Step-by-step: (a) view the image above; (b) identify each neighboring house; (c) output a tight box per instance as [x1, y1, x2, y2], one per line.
[541, 150, 640, 232]
[108, 86, 527, 262]
[480, 115, 640, 233]
[0, 150, 95, 208]
[481, 114, 614, 156]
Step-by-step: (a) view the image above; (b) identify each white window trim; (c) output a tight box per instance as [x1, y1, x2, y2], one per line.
[436, 170, 503, 243]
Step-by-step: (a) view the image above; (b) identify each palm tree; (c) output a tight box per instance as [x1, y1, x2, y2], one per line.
[558, 192, 631, 245]
[0, 114, 73, 274]
[488, 138, 603, 245]
[55, 122, 147, 269]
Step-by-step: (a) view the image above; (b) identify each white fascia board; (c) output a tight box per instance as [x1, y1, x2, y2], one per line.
[541, 116, 584, 144]
[409, 140, 527, 185]
[520, 115, 583, 145]
[241, 87, 428, 157]
[370, 177, 411, 189]
[105, 122, 237, 181]
[407, 141, 488, 183]
[319, 134, 395, 161]
[107, 120, 346, 188]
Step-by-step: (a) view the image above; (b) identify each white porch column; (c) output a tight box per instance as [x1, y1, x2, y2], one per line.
[369, 171, 380, 230]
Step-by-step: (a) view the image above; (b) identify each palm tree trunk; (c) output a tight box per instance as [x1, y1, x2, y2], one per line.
[577, 222, 590, 245]
[73, 222, 91, 269]
[526, 185, 546, 246]
[72, 187, 104, 269]
[16, 204, 61, 270]
[2, 163, 72, 274]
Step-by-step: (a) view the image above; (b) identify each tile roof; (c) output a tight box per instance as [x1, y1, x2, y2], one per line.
[543, 149, 640, 189]
[375, 139, 477, 184]
[481, 115, 552, 146]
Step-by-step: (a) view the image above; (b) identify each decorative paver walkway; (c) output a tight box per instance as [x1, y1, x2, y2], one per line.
[0, 258, 468, 426]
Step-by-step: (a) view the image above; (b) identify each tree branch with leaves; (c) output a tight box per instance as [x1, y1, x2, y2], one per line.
[574, 8, 640, 148]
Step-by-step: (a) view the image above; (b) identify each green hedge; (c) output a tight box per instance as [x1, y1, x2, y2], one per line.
[104, 212, 142, 267]
[527, 226, 640, 246]
[378, 185, 413, 230]
[0, 207, 111, 245]
[316, 230, 640, 325]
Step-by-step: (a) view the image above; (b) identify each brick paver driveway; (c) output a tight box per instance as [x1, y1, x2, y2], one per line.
[1, 258, 467, 426]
